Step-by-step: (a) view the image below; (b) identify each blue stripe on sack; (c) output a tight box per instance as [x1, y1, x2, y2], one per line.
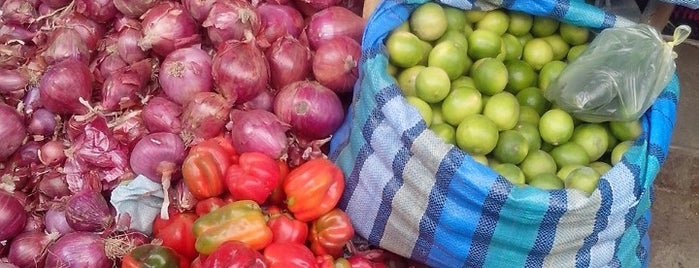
[551, 0, 570, 18]
[635, 213, 650, 266]
[412, 149, 465, 261]
[575, 179, 613, 268]
[368, 124, 423, 244]
[463, 178, 513, 268]
[525, 190, 568, 267]
[602, 12, 616, 28]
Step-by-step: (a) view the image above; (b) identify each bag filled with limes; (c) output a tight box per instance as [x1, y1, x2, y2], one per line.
[329, 0, 680, 267]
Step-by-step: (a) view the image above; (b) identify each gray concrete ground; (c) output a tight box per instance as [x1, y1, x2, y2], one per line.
[648, 40, 699, 267]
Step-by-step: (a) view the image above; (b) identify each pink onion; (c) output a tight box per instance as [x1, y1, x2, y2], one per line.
[202, 0, 260, 48]
[229, 109, 289, 159]
[42, 27, 90, 65]
[212, 39, 269, 104]
[142, 96, 182, 133]
[62, 13, 106, 52]
[17, 140, 41, 165]
[97, 53, 128, 83]
[111, 110, 149, 149]
[182, 0, 215, 23]
[113, 0, 160, 18]
[74, 0, 118, 23]
[130, 132, 186, 219]
[237, 88, 274, 111]
[21, 85, 41, 115]
[0, 103, 26, 161]
[171, 179, 197, 212]
[38, 171, 71, 199]
[41, 0, 69, 9]
[312, 35, 360, 93]
[116, 19, 147, 64]
[0, 23, 35, 44]
[27, 108, 57, 137]
[22, 213, 44, 233]
[44, 205, 75, 235]
[0, 190, 27, 241]
[266, 34, 310, 91]
[7, 231, 58, 267]
[257, 3, 304, 44]
[274, 80, 344, 139]
[139, 1, 200, 57]
[181, 92, 231, 145]
[101, 59, 152, 111]
[44, 232, 112, 268]
[65, 189, 114, 232]
[306, 6, 364, 49]
[0, 68, 29, 93]
[1, 0, 37, 25]
[293, 0, 340, 17]
[39, 140, 66, 166]
[39, 58, 93, 115]
[159, 46, 213, 105]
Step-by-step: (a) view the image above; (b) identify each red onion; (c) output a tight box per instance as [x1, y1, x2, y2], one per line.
[37, 2, 56, 15]
[142, 96, 182, 133]
[17, 140, 41, 165]
[44, 205, 75, 235]
[74, 0, 118, 23]
[0, 68, 28, 93]
[212, 39, 269, 104]
[111, 110, 149, 149]
[27, 108, 57, 137]
[293, 0, 340, 17]
[115, 19, 147, 64]
[62, 13, 106, 52]
[312, 35, 360, 93]
[182, 0, 215, 23]
[266, 35, 310, 91]
[229, 109, 289, 159]
[101, 59, 152, 111]
[171, 179, 197, 212]
[39, 58, 93, 115]
[7, 231, 58, 267]
[130, 132, 185, 219]
[0, 103, 26, 161]
[22, 213, 44, 232]
[257, 3, 304, 44]
[0, 190, 27, 241]
[139, 2, 200, 57]
[97, 53, 128, 83]
[306, 6, 364, 49]
[39, 140, 66, 166]
[202, 0, 260, 48]
[41, 0, 69, 9]
[238, 88, 274, 111]
[159, 46, 213, 105]
[44, 232, 112, 268]
[22, 85, 41, 115]
[42, 27, 90, 65]
[180, 92, 231, 145]
[0, 23, 35, 44]
[274, 80, 344, 140]
[103, 229, 150, 260]
[1, 0, 37, 25]
[113, 0, 160, 18]
[65, 189, 114, 232]
[38, 171, 71, 199]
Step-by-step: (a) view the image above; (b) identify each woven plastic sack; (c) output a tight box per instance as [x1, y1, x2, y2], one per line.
[328, 0, 680, 267]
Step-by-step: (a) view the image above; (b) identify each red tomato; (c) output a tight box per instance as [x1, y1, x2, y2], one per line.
[152, 211, 199, 261]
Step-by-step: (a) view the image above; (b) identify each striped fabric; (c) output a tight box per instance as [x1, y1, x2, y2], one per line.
[328, 0, 680, 267]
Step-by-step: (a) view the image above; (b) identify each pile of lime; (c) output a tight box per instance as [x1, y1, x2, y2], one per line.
[385, 3, 642, 195]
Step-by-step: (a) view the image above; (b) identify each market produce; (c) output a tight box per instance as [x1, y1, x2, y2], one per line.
[388, 5, 643, 194]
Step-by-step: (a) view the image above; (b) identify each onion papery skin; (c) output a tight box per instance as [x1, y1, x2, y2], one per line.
[182, 0, 215, 23]
[44, 206, 76, 235]
[62, 13, 106, 52]
[100, 59, 152, 111]
[114, 0, 160, 18]
[0, 190, 28, 241]
[129, 132, 186, 182]
[142, 96, 183, 134]
[306, 6, 364, 50]
[311, 35, 361, 93]
[38, 58, 93, 115]
[139, 1, 200, 57]
[116, 19, 147, 64]
[0, 103, 26, 161]
[7, 231, 57, 267]
[42, 27, 91, 65]
[265, 34, 310, 91]
[44, 232, 113, 268]
[229, 109, 290, 159]
[180, 92, 231, 145]
[202, 0, 260, 48]
[65, 189, 114, 232]
[273, 80, 344, 140]
[74, 0, 118, 23]
[159, 46, 213, 106]
[212, 40, 270, 105]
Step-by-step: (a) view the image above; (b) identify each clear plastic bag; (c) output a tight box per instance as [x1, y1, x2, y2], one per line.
[544, 24, 690, 122]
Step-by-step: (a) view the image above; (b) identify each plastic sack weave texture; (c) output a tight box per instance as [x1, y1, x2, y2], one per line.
[328, 0, 680, 267]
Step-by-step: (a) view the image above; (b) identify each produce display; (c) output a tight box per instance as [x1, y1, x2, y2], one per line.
[386, 3, 643, 194]
[0, 0, 413, 266]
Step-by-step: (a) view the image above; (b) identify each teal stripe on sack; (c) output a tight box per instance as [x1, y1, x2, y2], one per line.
[463, 178, 513, 267]
[525, 190, 568, 267]
[481, 186, 552, 267]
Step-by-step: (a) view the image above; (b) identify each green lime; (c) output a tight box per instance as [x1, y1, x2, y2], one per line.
[538, 60, 567, 92]
[530, 16, 559, 37]
[507, 11, 533, 36]
[493, 130, 530, 164]
[444, 6, 468, 32]
[406, 96, 433, 127]
[415, 66, 451, 103]
[455, 114, 499, 155]
[605, 124, 619, 152]
[517, 33, 534, 46]
[502, 33, 523, 61]
[428, 40, 470, 80]
[518, 105, 540, 126]
[430, 123, 456, 144]
[483, 91, 520, 130]
[492, 163, 526, 185]
[588, 161, 612, 175]
[397, 65, 426, 97]
[565, 166, 600, 195]
[516, 86, 550, 115]
[542, 34, 570, 61]
[611, 140, 633, 165]
[505, 60, 537, 93]
[515, 122, 541, 151]
[386, 63, 398, 77]
[392, 22, 410, 33]
[472, 154, 489, 166]
[410, 2, 448, 41]
[464, 10, 486, 23]
[452, 76, 476, 89]
[386, 31, 430, 68]
[472, 58, 509, 96]
[468, 29, 503, 60]
[519, 149, 557, 182]
[559, 23, 590, 46]
[476, 9, 510, 35]
[567, 44, 588, 62]
[528, 173, 564, 190]
[441, 85, 483, 126]
[609, 120, 643, 141]
[522, 38, 554, 70]
[431, 103, 445, 125]
[571, 123, 610, 161]
[550, 142, 590, 167]
[557, 164, 586, 181]
[437, 30, 469, 49]
[463, 23, 474, 38]
[539, 109, 574, 145]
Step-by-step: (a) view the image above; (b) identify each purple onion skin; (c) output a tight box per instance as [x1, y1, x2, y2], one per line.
[229, 109, 289, 159]
[212, 40, 270, 105]
[129, 132, 186, 182]
[27, 108, 57, 137]
[44, 206, 76, 235]
[0, 190, 27, 241]
[74, 0, 118, 23]
[181, 92, 231, 145]
[265, 35, 311, 91]
[65, 189, 114, 232]
[113, 0, 160, 18]
[0, 68, 29, 93]
[273, 80, 344, 140]
[38, 59, 93, 115]
[139, 1, 200, 57]
[142, 96, 183, 134]
[0, 103, 27, 161]
[159, 46, 213, 105]
[202, 0, 260, 48]
[306, 6, 365, 50]
[182, 0, 215, 23]
[44, 232, 113, 268]
[7, 230, 56, 267]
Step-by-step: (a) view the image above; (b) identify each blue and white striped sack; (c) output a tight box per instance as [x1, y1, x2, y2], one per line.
[328, 0, 680, 267]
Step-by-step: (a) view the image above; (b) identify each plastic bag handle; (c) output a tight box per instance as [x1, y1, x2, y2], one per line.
[667, 25, 692, 58]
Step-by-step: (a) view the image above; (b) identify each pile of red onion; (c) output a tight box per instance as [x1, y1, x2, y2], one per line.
[0, 0, 364, 265]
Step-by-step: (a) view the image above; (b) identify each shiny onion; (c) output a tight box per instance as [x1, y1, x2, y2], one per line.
[212, 39, 269, 104]
[44, 205, 75, 235]
[312, 35, 361, 93]
[293, 0, 340, 17]
[65, 189, 114, 232]
[0, 190, 27, 241]
[116, 19, 147, 64]
[265, 34, 310, 91]
[180, 92, 231, 145]
[1, 0, 37, 25]
[273, 80, 344, 140]
[142, 96, 183, 134]
[139, 2, 200, 57]
[44, 232, 113, 268]
[0, 103, 26, 161]
[0, 68, 28, 93]
[229, 109, 290, 159]
[114, 0, 160, 18]
[100, 59, 152, 111]
[42, 27, 91, 65]
[62, 13, 106, 52]
[306, 6, 364, 49]
[7, 231, 58, 267]
[257, 3, 304, 44]
[182, 0, 215, 23]
[39, 59, 93, 115]
[159, 46, 213, 105]
[202, 0, 260, 48]
[74, 0, 118, 23]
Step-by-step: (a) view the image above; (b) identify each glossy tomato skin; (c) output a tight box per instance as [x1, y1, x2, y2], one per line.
[309, 208, 354, 258]
[266, 206, 309, 244]
[263, 242, 317, 268]
[182, 136, 237, 200]
[284, 158, 345, 222]
[152, 211, 199, 261]
[202, 240, 267, 268]
[225, 152, 281, 204]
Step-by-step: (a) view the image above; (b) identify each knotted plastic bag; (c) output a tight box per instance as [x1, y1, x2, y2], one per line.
[544, 24, 690, 122]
